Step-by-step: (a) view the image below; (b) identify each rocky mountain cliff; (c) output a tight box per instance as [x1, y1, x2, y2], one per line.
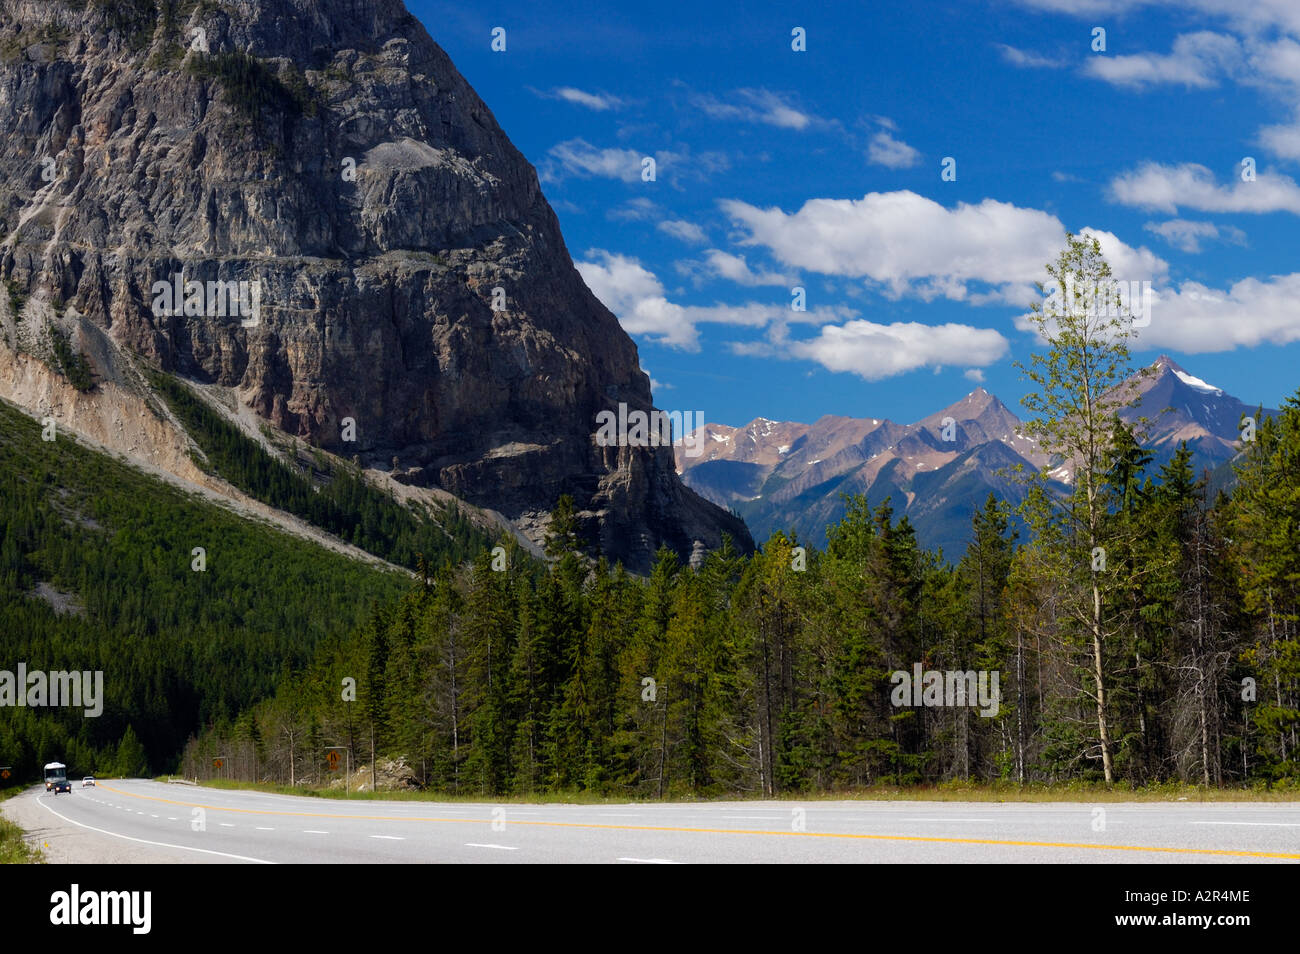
[0, 0, 749, 570]
[1120, 354, 1271, 470]
[676, 357, 1273, 559]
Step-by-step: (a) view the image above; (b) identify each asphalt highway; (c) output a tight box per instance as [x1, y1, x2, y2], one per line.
[5, 779, 1298, 863]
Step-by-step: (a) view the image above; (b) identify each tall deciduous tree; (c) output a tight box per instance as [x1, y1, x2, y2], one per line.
[1016, 233, 1147, 782]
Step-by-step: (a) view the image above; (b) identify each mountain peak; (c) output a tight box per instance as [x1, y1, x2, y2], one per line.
[1149, 355, 1223, 395]
[678, 357, 1271, 561]
[921, 385, 1001, 425]
[0, 0, 752, 571]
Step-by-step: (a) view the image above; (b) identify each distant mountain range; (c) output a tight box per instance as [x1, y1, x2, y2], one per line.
[674, 356, 1277, 559]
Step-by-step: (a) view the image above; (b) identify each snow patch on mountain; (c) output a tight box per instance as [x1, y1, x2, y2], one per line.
[1172, 368, 1223, 395]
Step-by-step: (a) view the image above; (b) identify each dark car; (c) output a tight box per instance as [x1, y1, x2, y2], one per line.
[51, 778, 71, 795]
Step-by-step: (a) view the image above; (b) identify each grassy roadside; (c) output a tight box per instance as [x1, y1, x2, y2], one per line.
[190, 779, 625, 804]
[186, 777, 1300, 804]
[0, 786, 43, 864]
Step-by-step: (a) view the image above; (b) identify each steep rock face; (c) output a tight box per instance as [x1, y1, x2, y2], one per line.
[0, 0, 750, 569]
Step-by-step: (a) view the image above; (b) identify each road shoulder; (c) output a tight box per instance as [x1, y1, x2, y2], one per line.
[1, 788, 211, 864]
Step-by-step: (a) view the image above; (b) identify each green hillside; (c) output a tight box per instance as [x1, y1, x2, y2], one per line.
[147, 370, 497, 569]
[0, 395, 411, 780]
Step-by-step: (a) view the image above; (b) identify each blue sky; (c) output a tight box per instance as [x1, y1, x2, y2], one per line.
[407, 0, 1300, 428]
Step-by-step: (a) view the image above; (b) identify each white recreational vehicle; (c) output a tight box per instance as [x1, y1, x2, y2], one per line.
[43, 761, 68, 793]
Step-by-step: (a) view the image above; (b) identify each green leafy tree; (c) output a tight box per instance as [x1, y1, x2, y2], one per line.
[1016, 233, 1147, 782]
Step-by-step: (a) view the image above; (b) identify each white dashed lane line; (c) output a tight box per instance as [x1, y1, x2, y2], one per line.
[36, 796, 274, 864]
[465, 843, 518, 851]
[370, 835, 404, 841]
[619, 857, 679, 864]
[1191, 821, 1300, 827]
[303, 830, 329, 834]
[901, 818, 995, 823]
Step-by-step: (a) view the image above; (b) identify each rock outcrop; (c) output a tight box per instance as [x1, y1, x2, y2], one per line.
[0, 0, 751, 569]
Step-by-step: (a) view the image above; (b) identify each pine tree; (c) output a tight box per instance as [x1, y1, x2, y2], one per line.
[114, 725, 149, 777]
[1229, 392, 1300, 776]
[955, 494, 1017, 778]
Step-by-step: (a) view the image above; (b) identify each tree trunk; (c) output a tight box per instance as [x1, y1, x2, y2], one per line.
[1091, 579, 1114, 782]
[1016, 629, 1026, 785]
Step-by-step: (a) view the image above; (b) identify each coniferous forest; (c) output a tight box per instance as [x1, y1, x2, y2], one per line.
[183, 242, 1300, 796]
[181, 423, 1299, 795]
[4, 237, 1299, 795]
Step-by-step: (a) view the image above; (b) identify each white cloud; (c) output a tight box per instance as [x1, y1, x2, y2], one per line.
[542, 139, 727, 185]
[1143, 218, 1246, 252]
[689, 301, 849, 328]
[867, 130, 921, 168]
[1009, 262, 1300, 353]
[577, 251, 697, 349]
[964, 368, 987, 382]
[658, 219, 709, 244]
[704, 250, 790, 286]
[608, 198, 660, 221]
[997, 44, 1063, 68]
[1251, 37, 1300, 89]
[1084, 31, 1240, 88]
[1258, 108, 1300, 161]
[692, 88, 819, 130]
[1015, 1, 1300, 43]
[1109, 161, 1300, 214]
[1134, 274, 1300, 352]
[1078, 226, 1170, 281]
[551, 87, 623, 110]
[720, 191, 1167, 299]
[782, 320, 1009, 381]
[576, 251, 839, 351]
[544, 139, 645, 183]
[1016, 6, 1300, 161]
[579, 251, 1012, 381]
[643, 367, 672, 392]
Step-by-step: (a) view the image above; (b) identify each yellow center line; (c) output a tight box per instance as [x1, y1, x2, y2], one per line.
[96, 783, 1300, 860]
